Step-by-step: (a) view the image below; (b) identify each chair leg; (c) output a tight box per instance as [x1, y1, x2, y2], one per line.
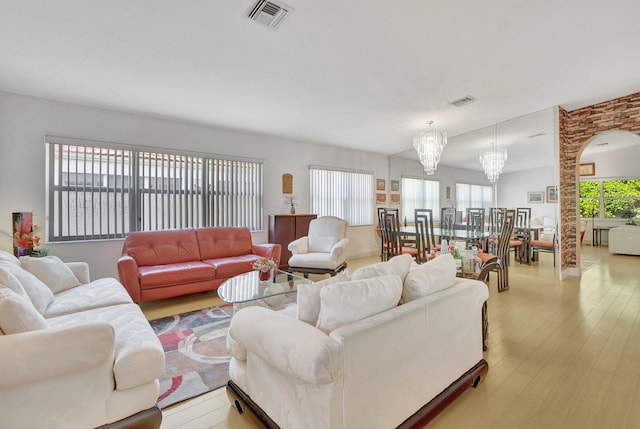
[497, 261, 509, 293]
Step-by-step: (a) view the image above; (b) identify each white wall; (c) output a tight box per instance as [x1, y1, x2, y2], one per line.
[499, 165, 558, 224]
[0, 91, 387, 279]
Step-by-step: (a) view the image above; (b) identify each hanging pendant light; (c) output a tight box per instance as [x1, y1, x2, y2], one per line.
[480, 127, 507, 182]
[413, 121, 447, 175]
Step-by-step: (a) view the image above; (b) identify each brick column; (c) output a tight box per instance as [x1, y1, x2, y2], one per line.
[559, 92, 640, 270]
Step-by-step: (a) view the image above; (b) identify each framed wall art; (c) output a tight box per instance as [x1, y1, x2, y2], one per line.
[546, 185, 558, 203]
[376, 179, 386, 191]
[579, 162, 595, 176]
[527, 191, 544, 204]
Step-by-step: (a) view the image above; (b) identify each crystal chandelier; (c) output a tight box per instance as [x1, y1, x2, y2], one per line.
[480, 140, 508, 183]
[413, 121, 447, 175]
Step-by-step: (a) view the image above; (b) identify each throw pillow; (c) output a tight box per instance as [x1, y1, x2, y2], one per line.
[0, 266, 29, 299]
[297, 272, 350, 326]
[20, 255, 81, 293]
[402, 254, 456, 303]
[0, 250, 20, 266]
[0, 288, 48, 334]
[316, 275, 402, 334]
[350, 254, 412, 283]
[0, 262, 54, 314]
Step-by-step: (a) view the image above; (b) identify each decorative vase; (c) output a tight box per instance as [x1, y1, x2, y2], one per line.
[290, 205, 296, 214]
[259, 270, 271, 281]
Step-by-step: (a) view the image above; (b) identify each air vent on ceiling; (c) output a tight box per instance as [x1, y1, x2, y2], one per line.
[248, 0, 291, 30]
[449, 95, 477, 108]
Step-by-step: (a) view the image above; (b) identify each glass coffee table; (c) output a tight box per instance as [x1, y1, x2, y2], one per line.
[217, 269, 312, 311]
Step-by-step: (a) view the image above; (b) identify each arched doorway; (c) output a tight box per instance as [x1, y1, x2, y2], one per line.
[575, 130, 640, 267]
[558, 92, 640, 276]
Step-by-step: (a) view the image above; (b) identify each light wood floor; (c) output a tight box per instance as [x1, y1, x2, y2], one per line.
[141, 246, 640, 429]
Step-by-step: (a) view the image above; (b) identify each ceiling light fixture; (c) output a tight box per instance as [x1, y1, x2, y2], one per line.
[480, 127, 507, 183]
[413, 121, 447, 175]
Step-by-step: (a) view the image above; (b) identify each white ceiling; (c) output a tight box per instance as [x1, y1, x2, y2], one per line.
[1, 0, 639, 171]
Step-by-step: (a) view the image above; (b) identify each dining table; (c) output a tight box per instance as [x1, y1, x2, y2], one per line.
[399, 226, 493, 250]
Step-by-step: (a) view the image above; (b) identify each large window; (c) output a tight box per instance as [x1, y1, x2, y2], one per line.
[46, 136, 263, 242]
[310, 166, 374, 226]
[401, 177, 440, 221]
[456, 183, 492, 213]
[580, 179, 640, 220]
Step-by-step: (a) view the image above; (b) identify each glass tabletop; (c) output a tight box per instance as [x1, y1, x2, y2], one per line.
[217, 269, 312, 304]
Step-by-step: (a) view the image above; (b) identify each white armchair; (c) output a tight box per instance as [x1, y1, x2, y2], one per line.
[288, 216, 349, 277]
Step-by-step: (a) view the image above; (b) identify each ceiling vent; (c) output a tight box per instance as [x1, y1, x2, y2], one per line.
[248, 0, 291, 30]
[449, 95, 477, 108]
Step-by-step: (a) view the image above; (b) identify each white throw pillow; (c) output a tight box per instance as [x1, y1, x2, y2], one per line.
[297, 272, 350, 326]
[0, 250, 20, 266]
[20, 256, 81, 293]
[351, 254, 412, 283]
[0, 266, 29, 299]
[316, 275, 402, 334]
[402, 254, 457, 303]
[0, 262, 54, 314]
[0, 287, 48, 334]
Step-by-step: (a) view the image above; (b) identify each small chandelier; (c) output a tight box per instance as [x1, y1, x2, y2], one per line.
[480, 140, 508, 182]
[413, 121, 447, 175]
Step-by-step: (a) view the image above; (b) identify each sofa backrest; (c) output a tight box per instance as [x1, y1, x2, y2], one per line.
[122, 229, 201, 266]
[196, 227, 253, 260]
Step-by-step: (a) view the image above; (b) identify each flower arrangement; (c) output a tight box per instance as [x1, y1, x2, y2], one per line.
[11, 212, 46, 256]
[284, 195, 296, 214]
[253, 258, 275, 273]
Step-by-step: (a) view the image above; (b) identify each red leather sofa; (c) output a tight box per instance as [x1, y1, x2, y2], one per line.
[117, 227, 281, 303]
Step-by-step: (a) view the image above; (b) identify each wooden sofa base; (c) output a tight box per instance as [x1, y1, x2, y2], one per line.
[99, 405, 162, 429]
[288, 262, 348, 278]
[226, 359, 489, 429]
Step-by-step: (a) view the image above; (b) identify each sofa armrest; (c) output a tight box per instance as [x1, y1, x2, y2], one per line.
[252, 243, 282, 268]
[330, 238, 349, 259]
[228, 306, 341, 384]
[117, 255, 141, 302]
[65, 262, 90, 284]
[0, 323, 115, 389]
[288, 236, 309, 255]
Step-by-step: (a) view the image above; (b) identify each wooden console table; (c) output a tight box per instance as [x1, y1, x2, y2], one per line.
[268, 214, 317, 270]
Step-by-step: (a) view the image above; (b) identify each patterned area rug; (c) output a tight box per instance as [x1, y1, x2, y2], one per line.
[150, 305, 235, 409]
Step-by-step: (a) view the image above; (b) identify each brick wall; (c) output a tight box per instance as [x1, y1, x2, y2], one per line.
[559, 91, 640, 270]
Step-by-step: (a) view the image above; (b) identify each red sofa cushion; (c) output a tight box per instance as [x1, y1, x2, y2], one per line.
[206, 254, 263, 278]
[197, 227, 253, 260]
[138, 261, 215, 289]
[123, 229, 201, 267]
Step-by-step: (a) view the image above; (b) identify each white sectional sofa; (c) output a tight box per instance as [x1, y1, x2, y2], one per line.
[0, 250, 164, 429]
[226, 254, 489, 429]
[609, 225, 640, 255]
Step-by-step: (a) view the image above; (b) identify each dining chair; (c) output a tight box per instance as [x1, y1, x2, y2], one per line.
[440, 207, 457, 243]
[415, 209, 436, 263]
[383, 210, 418, 260]
[512, 208, 532, 264]
[377, 207, 388, 261]
[530, 229, 557, 266]
[477, 209, 515, 292]
[466, 208, 485, 248]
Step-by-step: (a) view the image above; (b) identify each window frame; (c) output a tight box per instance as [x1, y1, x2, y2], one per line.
[45, 135, 264, 242]
[309, 165, 374, 226]
[400, 176, 440, 222]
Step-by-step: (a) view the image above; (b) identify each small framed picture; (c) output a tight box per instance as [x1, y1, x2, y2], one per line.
[527, 191, 544, 204]
[579, 163, 595, 176]
[391, 194, 400, 204]
[390, 180, 400, 192]
[546, 186, 558, 203]
[376, 179, 386, 191]
[376, 193, 387, 204]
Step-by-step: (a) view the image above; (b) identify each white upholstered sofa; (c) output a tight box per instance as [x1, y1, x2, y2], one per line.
[0, 250, 164, 429]
[226, 254, 489, 429]
[609, 225, 640, 255]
